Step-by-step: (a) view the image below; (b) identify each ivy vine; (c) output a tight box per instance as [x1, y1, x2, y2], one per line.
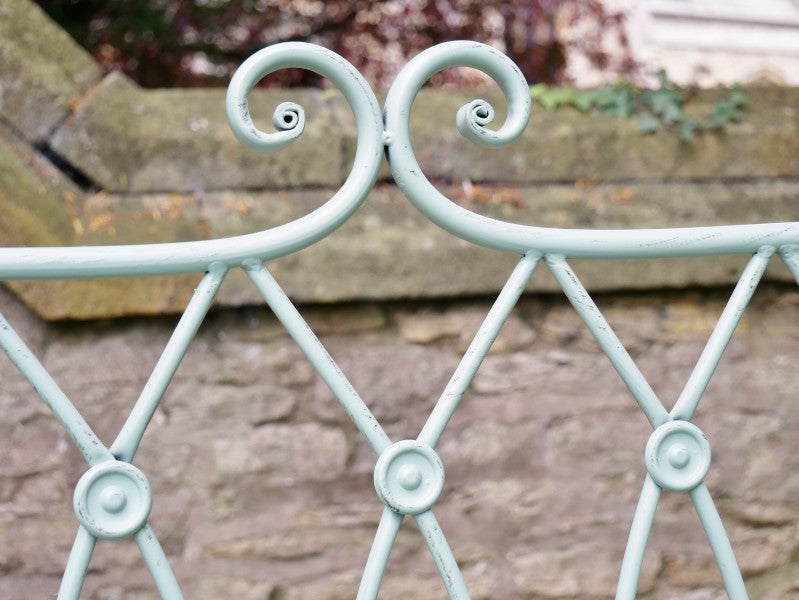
[530, 71, 749, 141]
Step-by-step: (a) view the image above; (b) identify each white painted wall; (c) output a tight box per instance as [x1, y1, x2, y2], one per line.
[567, 0, 799, 87]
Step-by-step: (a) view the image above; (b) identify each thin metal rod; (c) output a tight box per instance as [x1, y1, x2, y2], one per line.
[418, 252, 539, 448]
[615, 475, 661, 600]
[0, 312, 112, 466]
[57, 526, 97, 600]
[414, 510, 471, 599]
[355, 507, 404, 600]
[244, 260, 392, 455]
[671, 248, 772, 421]
[690, 483, 749, 600]
[546, 255, 670, 429]
[111, 265, 227, 462]
[135, 523, 185, 600]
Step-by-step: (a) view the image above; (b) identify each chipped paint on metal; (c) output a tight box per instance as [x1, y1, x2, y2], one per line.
[0, 39, 794, 600]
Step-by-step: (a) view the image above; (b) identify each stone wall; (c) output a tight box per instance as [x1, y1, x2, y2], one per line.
[3, 283, 799, 600]
[2, 1, 799, 598]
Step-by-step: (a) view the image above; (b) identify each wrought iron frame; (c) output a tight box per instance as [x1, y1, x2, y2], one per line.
[2, 41, 797, 599]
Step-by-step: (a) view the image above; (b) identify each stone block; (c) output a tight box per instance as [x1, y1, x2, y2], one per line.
[0, 0, 101, 143]
[0, 124, 78, 247]
[51, 73, 345, 192]
[7, 179, 798, 320]
[398, 87, 799, 184]
[213, 422, 349, 486]
[512, 541, 662, 597]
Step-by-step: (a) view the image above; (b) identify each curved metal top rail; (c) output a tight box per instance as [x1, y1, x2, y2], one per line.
[0, 42, 384, 280]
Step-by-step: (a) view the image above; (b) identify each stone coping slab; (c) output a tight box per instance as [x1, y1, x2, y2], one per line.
[0, 0, 101, 143]
[50, 73, 344, 193]
[49, 81, 799, 193]
[4, 180, 798, 320]
[0, 123, 80, 248]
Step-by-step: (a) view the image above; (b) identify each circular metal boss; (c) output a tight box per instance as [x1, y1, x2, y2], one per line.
[374, 440, 445, 515]
[73, 461, 153, 539]
[645, 421, 711, 492]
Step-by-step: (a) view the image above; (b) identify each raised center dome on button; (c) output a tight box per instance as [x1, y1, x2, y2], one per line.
[374, 440, 445, 515]
[100, 486, 128, 513]
[397, 464, 423, 490]
[667, 444, 691, 469]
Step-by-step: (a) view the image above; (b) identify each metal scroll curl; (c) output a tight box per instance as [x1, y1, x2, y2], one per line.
[384, 42, 799, 259]
[0, 42, 384, 280]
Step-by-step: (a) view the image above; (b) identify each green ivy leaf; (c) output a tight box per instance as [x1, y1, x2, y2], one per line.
[530, 71, 747, 141]
[571, 90, 595, 113]
[614, 87, 635, 118]
[661, 101, 683, 124]
[637, 112, 660, 134]
[644, 89, 682, 120]
[533, 86, 578, 111]
[530, 83, 548, 101]
[592, 85, 634, 118]
[593, 85, 622, 111]
[680, 119, 701, 141]
[711, 98, 743, 128]
[729, 84, 749, 108]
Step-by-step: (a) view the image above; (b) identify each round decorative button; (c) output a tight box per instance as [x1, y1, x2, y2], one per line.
[374, 440, 445, 515]
[73, 461, 153, 540]
[645, 421, 711, 492]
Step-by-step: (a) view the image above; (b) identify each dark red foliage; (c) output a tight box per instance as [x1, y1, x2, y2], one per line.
[36, 0, 633, 88]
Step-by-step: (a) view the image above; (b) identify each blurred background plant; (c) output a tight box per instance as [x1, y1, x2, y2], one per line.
[531, 71, 750, 140]
[34, 0, 635, 89]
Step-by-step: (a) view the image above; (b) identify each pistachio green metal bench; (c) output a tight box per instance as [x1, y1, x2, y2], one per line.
[2, 41, 798, 599]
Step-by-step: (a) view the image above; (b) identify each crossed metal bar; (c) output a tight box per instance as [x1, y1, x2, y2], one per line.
[1, 39, 798, 598]
[0, 265, 225, 598]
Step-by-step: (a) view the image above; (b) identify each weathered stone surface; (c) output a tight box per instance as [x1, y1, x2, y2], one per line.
[3, 189, 209, 319]
[1, 287, 798, 597]
[0, 0, 102, 143]
[41, 73, 799, 192]
[512, 540, 662, 597]
[397, 87, 799, 184]
[0, 123, 78, 247]
[308, 333, 459, 428]
[213, 422, 350, 486]
[8, 179, 798, 320]
[181, 576, 275, 600]
[6, 275, 200, 321]
[51, 72, 346, 192]
[396, 303, 536, 353]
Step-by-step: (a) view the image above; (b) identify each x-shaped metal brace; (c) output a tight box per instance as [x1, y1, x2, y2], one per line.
[546, 246, 785, 600]
[0, 263, 227, 599]
[245, 254, 540, 600]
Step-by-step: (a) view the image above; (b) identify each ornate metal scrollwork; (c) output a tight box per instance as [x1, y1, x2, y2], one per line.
[0, 42, 384, 280]
[2, 38, 799, 600]
[383, 43, 799, 259]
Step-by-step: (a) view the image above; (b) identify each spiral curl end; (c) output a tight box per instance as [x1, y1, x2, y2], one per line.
[382, 41, 533, 253]
[457, 99, 504, 147]
[272, 102, 305, 133]
[227, 93, 306, 153]
[385, 41, 531, 160]
[220, 41, 383, 259]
